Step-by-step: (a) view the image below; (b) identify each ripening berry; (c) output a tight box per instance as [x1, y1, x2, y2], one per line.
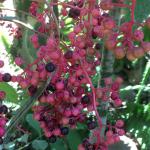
[106, 130, 113, 137]
[2, 73, 12, 82]
[64, 50, 73, 59]
[133, 47, 144, 58]
[0, 127, 5, 137]
[0, 60, 4, 68]
[118, 129, 125, 136]
[0, 117, 7, 127]
[133, 30, 144, 41]
[114, 136, 120, 143]
[46, 94, 55, 104]
[114, 47, 126, 59]
[45, 62, 56, 72]
[78, 144, 85, 150]
[126, 50, 136, 61]
[105, 39, 116, 50]
[114, 99, 122, 107]
[61, 8, 68, 16]
[15, 57, 24, 66]
[91, 9, 99, 18]
[116, 120, 124, 128]
[53, 128, 61, 136]
[100, 0, 113, 10]
[56, 81, 64, 90]
[102, 18, 116, 30]
[141, 41, 150, 52]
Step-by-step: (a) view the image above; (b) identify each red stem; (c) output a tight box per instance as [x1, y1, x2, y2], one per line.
[131, 0, 136, 24]
[112, 3, 130, 8]
[80, 61, 103, 130]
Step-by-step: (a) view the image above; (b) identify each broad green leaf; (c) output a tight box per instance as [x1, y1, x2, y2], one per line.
[32, 140, 48, 150]
[0, 82, 18, 103]
[66, 129, 86, 150]
[51, 139, 66, 150]
[26, 114, 41, 136]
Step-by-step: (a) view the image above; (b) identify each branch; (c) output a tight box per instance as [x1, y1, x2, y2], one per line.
[0, 16, 48, 38]
[4, 71, 56, 143]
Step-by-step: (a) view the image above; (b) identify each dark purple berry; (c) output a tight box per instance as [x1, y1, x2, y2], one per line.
[68, 8, 80, 19]
[49, 135, 57, 143]
[2, 73, 12, 82]
[69, 117, 76, 125]
[64, 50, 73, 59]
[81, 95, 90, 104]
[60, 127, 69, 135]
[45, 62, 56, 72]
[0, 105, 8, 114]
[87, 121, 97, 130]
[28, 86, 37, 95]
[95, 43, 101, 50]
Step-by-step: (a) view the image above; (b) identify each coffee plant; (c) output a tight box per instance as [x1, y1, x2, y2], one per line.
[0, 0, 150, 149]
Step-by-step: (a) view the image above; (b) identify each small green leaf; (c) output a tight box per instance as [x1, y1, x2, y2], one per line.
[51, 139, 66, 150]
[17, 134, 29, 143]
[32, 140, 48, 150]
[26, 114, 41, 136]
[0, 82, 18, 103]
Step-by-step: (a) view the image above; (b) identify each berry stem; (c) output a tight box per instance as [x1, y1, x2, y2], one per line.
[131, 0, 136, 24]
[80, 61, 103, 130]
[112, 3, 130, 8]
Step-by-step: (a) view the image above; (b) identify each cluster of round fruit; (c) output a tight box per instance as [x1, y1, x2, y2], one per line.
[0, 90, 8, 144]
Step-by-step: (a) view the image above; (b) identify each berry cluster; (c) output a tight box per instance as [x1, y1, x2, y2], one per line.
[0, 0, 150, 149]
[0, 90, 8, 144]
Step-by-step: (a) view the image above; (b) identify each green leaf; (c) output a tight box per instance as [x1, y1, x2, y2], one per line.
[0, 82, 18, 103]
[51, 139, 66, 150]
[17, 134, 29, 143]
[26, 114, 41, 136]
[32, 140, 48, 150]
[125, 0, 150, 22]
[66, 130, 85, 150]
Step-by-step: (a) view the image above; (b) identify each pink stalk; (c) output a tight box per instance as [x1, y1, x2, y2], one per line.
[112, 3, 130, 8]
[80, 61, 103, 130]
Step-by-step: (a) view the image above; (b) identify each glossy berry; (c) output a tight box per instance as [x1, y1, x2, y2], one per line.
[95, 43, 101, 50]
[0, 105, 8, 114]
[2, 73, 12, 82]
[60, 127, 69, 135]
[64, 50, 73, 59]
[49, 135, 57, 143]
[28, 85, 37, 95]
[81, 95, 90, 104]
[68, 8, 80, 19]
[45, 62, 56, 72]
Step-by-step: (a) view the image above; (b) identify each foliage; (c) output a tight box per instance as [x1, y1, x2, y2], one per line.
[0, 0, 150, 150]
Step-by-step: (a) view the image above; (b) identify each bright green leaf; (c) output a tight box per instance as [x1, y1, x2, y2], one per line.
[0, 82, 18, 103]
[32, 140, 48, 150]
